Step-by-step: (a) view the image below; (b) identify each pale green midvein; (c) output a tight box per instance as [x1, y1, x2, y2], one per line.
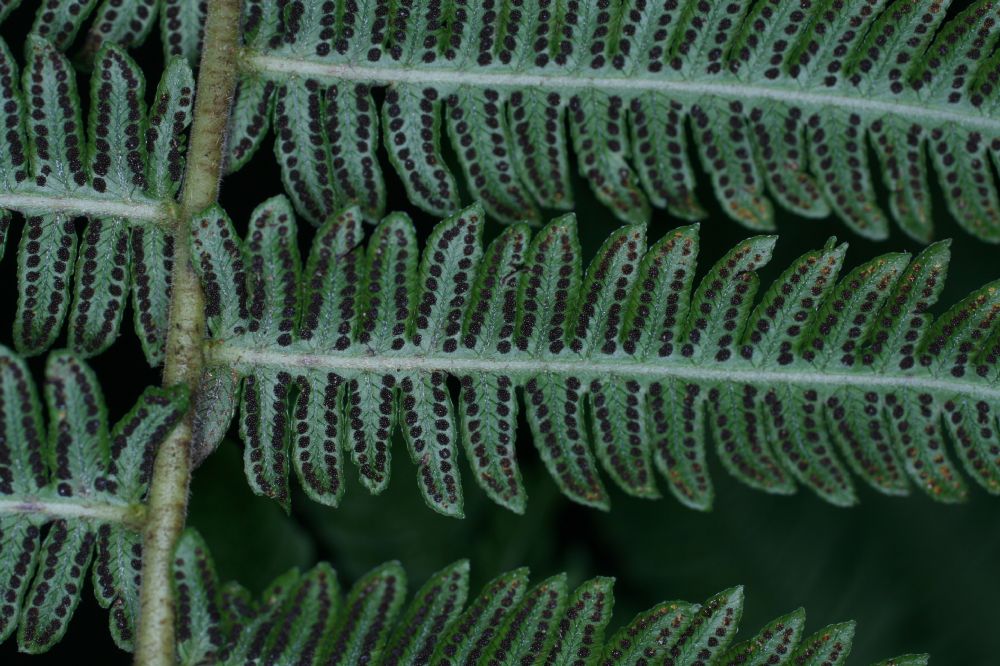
[0, 192, 168, 222]
[0, 497, 144, 529]
[209, 343, 1000, 404]
[244, 54, 1000, 135]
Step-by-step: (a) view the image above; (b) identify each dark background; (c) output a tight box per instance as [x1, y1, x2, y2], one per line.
[2, 1, 999, 663]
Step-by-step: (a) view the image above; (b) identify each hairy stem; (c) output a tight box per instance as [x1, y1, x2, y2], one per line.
[134, 1, 240, 664]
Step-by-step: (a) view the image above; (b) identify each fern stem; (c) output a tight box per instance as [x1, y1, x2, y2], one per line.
[244, 54, 1000, 135]
[134, 1, 240, 664]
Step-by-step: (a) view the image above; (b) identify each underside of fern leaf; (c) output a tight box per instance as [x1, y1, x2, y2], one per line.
[0, 0, 206, 66]
[192, 197, 1000, 517]
[0, 35, 194, 362]
[172, 528, 926, 666]
[215, 0, 1000, 242]
[0, 346, 186, 653]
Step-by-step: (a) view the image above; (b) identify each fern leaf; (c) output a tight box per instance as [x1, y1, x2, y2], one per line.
[26, 0, 102, 51]
[79, 0, 160, 61]
[193, 198, 1000, 516]
[172, 530, 230, 664]
[541, 575, 614, 665]
[872, 657, 931, 666]
[0, 346, 187, 653]
[0, 36, 193, 361]
[382, 560, 469, 666]
[0, 0, 21, 24]
[720, 607, 805, 665]
[173, 530, 927, 665]
[13, 1, 1000, 239]
[482, 573, 569, 664]
[792, 621, 856, 666]
[203, 0, 995, 241]
[158, 0, 206, 65]
[328, 561, 406, 664]
[4, 0, 204, 66]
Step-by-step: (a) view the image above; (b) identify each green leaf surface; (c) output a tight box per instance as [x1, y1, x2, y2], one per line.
[174, 536, 928, 664]
[0, 347, 185, 653]
[0, 35, 193, 362]
[210, 0, 1000, 242]
[196, 198, 1000, 517]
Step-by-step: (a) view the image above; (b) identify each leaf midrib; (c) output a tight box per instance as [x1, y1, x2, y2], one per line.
[0, 495, 143, 527]
[244, 52, 1000, 134]
[209, 342, 1000, 403]
[0, 191, 168, 222]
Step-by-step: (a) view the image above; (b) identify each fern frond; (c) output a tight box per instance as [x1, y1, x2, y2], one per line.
[192, 197, 1000, 517]
[0, 36, 194, 362]
[0, 346, 187, 653]
[218, 0, 1000, 242]
[172, 528, 926, 665]
[0, 0, 206, 65]
[871, 658, 931, 666]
